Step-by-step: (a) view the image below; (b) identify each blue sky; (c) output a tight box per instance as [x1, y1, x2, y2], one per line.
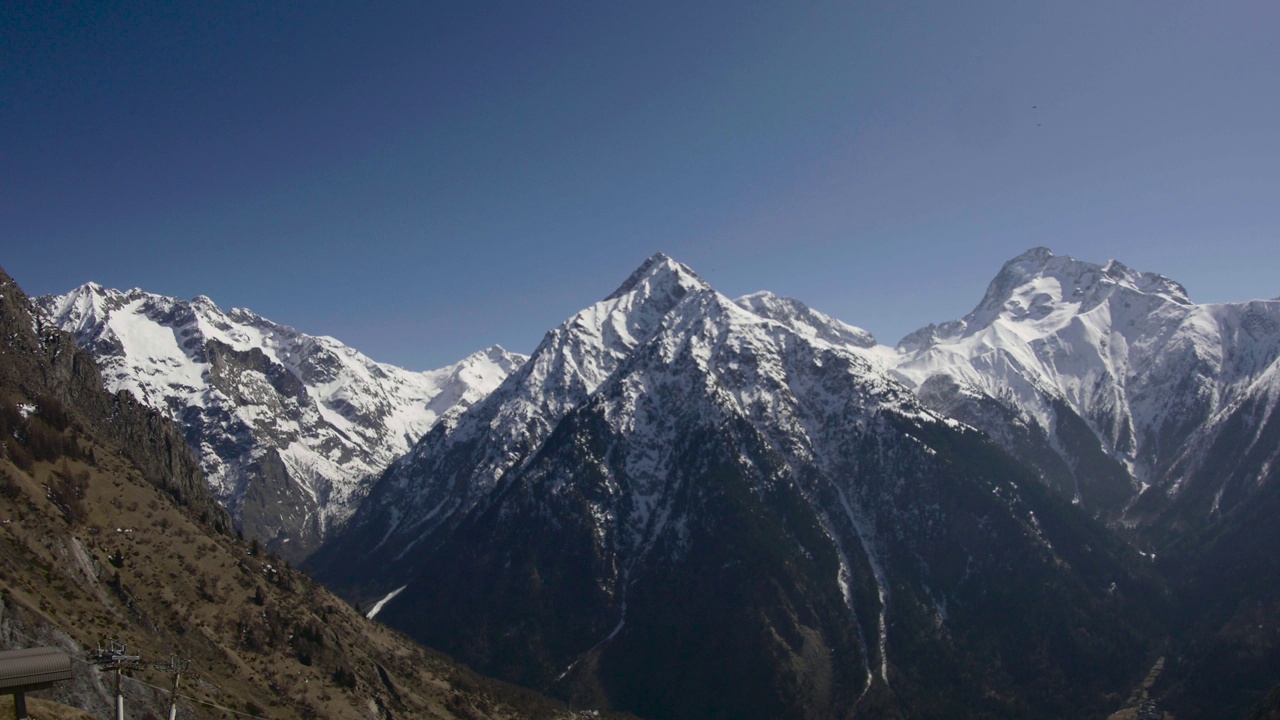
[4, 1, 1277, 369]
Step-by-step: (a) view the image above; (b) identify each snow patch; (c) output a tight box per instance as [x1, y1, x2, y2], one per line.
[366, 585, 407, 619]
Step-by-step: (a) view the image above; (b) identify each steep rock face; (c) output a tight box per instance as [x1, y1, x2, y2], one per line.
[1146, 344, 1280, 719]
[0, 268, 225, 524]
[38, 285, 525, 560]
[893, 247, 1280, 524]
[1135, 301, 1280, 530]
[914, 374, 1080, 500]
[317, 255, 1158, 720]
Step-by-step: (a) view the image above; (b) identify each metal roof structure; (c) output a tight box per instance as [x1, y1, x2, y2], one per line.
[0, 647, 72, 691]
[0, 647, 73, 720]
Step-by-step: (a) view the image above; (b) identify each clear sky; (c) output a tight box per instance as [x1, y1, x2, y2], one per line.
[4, 1, 1277, 370]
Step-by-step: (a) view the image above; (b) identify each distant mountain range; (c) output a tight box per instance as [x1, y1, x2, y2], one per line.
[36, 249, 1280, 718]
[37, 285, 525, 560]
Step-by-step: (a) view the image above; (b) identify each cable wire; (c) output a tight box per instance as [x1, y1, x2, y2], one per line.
[2, 623, 272, 719]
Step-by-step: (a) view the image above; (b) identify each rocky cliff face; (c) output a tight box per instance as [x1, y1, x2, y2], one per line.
[37, 284, 525, 560]
[1, 268, 225, 525]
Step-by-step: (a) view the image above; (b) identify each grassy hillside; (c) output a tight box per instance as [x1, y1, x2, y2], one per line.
[0, 395, 590, 719]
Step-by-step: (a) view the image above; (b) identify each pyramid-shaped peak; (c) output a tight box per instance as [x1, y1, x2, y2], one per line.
[65, 281, 124, 301]
[605, 253, 709, 302]
[38, 282, 130, 331]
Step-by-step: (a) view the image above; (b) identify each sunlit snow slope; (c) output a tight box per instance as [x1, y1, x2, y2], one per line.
[891, 247, 1280, 523]
[38, 284, 526, 560]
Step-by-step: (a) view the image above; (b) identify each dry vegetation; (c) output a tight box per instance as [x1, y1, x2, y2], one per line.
[0, 695, 98, 720]
[0, 393, 585, 720]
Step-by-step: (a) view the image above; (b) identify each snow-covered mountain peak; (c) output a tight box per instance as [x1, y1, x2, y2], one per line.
[899, 248, 1192, 351]
[363, 256, 721, 549]
[1096, 258, 1191, 307]
[44, 282, 128, 333]
[37, 285, 526, 559]
[424, 345, 526, 404]
[989, 247, 1190, 318]
[70, 280, 115, 296]
[315, 252, 1155, 720]
[345, 253, 940, 571]
[891, 247, 1280, 517]
[522, 254, 713, 392]
[467, 344, 522, 368]
[604, 252, 708, 302]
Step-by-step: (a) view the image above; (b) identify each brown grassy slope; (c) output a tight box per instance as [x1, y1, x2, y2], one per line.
[0, 695, 98, 720]
[0, 264, 585, 720]
[1, 441, 578, 720]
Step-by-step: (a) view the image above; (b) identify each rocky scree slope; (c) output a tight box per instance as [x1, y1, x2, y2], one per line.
[38, 284, 525, 560]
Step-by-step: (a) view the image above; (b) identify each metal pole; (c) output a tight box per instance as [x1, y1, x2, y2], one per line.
[167, 668, 181, 720]
[92, 640, 140, 720]
[153, 655, 190, 720]
[13, 690, 28, 720]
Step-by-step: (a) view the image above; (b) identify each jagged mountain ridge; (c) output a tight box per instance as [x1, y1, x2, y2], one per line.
[37, 283, 526, 560]
[890, 247, 1280, 526]
[316, 254, 1160, 719]
[30, 247, 1277, 717]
